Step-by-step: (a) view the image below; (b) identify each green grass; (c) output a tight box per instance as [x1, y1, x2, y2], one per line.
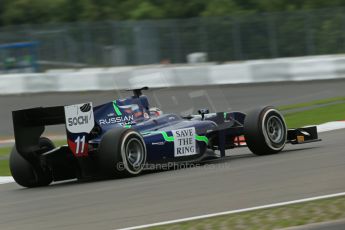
[54, 139, 67, 146]
[0, 159, 10, 176]
[0, 147, 11, 176]
[284, 102, 345, 128]
[278, 96, 345, 111]
[0, 147, 11, 158]
[147, 195, 345, 230]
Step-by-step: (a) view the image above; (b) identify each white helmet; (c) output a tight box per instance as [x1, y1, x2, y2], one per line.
[149, 107, 163, 117]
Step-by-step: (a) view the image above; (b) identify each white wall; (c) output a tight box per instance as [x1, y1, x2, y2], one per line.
[1, 54, 345, 95]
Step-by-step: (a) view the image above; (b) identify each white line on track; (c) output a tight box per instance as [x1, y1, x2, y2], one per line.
[0, 135, 66, 145]
[116, 192, 345, 230]
[317, 121, 345, 132]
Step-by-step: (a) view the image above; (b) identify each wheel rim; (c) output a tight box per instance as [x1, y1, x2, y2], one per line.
[125, 138, 144, 167]
[120, 130, 147, 175]
[266, 115, 284, 144]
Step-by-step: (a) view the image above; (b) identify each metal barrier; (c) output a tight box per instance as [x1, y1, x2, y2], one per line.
[1, 54, 345, 95]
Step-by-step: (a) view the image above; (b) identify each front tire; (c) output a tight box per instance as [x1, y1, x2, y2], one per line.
[98, 128, 147, 178]
[9, 137, 54, 188]
[244, 106, 287, 155]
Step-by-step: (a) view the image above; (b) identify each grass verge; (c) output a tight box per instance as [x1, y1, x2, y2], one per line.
[284, 102, 345, 128]
[146, 195, 345, 230]
[0, 159, 10, 176]
[0, 147, 11, 176]
[0, 147, 11, 158]
[278, 96, 345, 111]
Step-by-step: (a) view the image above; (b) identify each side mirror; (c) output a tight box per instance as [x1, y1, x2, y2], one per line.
[198, 108, 209, 120]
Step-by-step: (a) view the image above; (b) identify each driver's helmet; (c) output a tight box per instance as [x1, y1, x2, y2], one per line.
[149, 107, 163, 117]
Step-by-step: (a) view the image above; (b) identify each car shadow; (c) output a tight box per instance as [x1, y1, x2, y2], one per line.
[12, 146, 321, 189]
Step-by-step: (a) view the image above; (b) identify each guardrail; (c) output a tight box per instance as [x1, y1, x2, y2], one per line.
[1, 54, 345, 95]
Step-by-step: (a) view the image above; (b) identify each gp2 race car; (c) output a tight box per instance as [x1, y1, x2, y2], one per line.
[10, 87, 321, 188]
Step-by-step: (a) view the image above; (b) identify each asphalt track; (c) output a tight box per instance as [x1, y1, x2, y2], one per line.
[0, 129, 344, 230]
[1, 78, 345, 137]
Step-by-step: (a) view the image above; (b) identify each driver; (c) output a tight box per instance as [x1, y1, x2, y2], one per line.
[149, 107, 163, 117]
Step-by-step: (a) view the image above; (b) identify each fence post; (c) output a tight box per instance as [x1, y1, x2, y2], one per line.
[82, 22, 93, 65]
[267, 14, 278, 58]
[198, 18, 208, 55]
[304, 11, 315, 55]
[64, 24, 74, 65]
[232, 17, 243, 60]
[172, 20, 182, 63]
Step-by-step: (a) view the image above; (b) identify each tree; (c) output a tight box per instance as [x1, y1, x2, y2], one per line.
[128, 1, 164, 20]
[201, 0, 241, 17]
[1, 0, 345, 25]
[1, 0, 65, 25]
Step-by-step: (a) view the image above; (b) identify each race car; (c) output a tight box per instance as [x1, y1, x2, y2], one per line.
[9, 87, 321, 188]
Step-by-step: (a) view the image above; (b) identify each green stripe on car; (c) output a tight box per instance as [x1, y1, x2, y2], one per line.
[112, 101, 122, 116]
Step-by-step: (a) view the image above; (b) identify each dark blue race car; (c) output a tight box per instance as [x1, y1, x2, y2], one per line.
[10, 87, 321, 187]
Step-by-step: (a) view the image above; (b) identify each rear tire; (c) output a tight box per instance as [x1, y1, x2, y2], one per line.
[98, 128, 147, 178]
[9, 137, 54, 188]
[244, 106, 287, 155]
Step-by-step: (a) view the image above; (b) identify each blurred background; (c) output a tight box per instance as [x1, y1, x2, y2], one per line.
[1, 0, 345, 72]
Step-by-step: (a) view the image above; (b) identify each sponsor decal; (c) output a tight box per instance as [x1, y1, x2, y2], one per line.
[64, 103, 94, 156]
[172, 127, 197, 157]
[68, 116, 89, 126]
[80, 103, 91, 112]
[142, 130, 209, 145]
[151, 142, 165, 145]
[64, 103, 94, 134]
[98, 115, 134, 125]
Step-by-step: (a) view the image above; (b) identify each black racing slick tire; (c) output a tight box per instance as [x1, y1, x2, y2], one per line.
[98, 128, 147, 178]
[244, 106, 287, 156]
[9, 137, 54, 188]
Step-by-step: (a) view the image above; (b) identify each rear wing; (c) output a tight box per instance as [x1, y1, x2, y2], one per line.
[12, 102, 94, 159]
[13, 106, 65, 157]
